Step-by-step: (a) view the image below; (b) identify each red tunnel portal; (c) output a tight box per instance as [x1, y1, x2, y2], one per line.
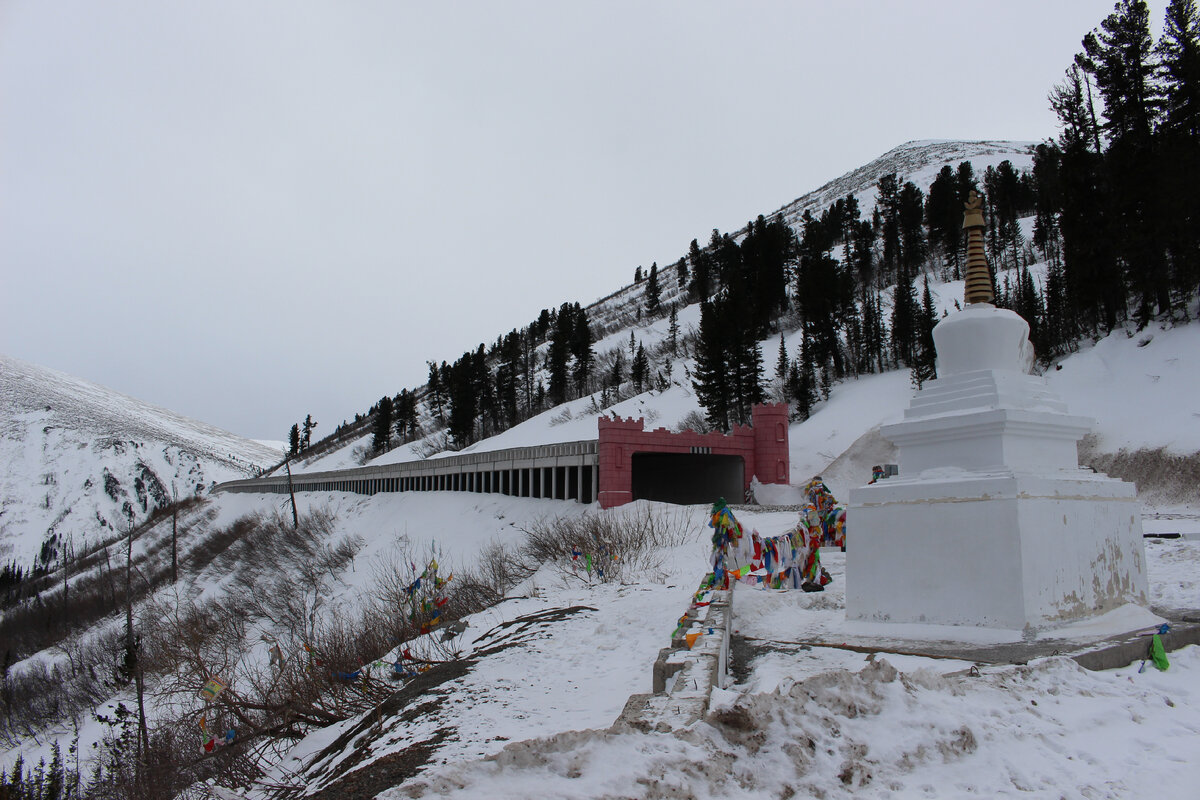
[597, 403, 789, 509]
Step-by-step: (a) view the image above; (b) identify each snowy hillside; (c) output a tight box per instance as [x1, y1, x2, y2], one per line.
[289, 140, 1039, 478]
[3, 137, 1199, 799]
[772, 139, 1035, 232]
[0, 353, 279, 567]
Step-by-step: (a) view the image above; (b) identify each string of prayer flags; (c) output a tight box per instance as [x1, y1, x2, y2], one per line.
[708, 498, 835, 593]
[199, 676, 226, 701]
[708, 499, 751, 589]
[802, 476, 847, 547]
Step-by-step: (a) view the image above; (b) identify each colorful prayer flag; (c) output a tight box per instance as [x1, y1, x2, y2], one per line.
[199, 677, 226, 701]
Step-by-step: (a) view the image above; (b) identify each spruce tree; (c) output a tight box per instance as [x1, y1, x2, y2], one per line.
[395, 389, 418, 442]
[608, 348, 625, 396]
[570, 304, 594, 395]
[427, 361, 445, 423]
[372, 395, 393, 452]
[288, 424, 300, 457]
[926, 165, 963, 278]
[447, 353, 479, 446]
[1160, 0, 1200, 140]
[675, 257, 689, 288]
[632, 342, 649, 393]
[1031, 143, 1064, 268]
[1159, 0, 1200, 305]
[496, 330, 522, 427]
[691, 300, 731, 431]
[645, 262, 661, 314]
[876, 174, 902, 284]
[1078, 0, 1169, 321]
[667, 303, 680, 357]
[301, 414, 316, 451]
[687, 237, 712, 300]
[790, 329, 818, 420]
[547, 302, 574, 406]
[479, 345, 501, 438]
[890, 271, 919, 367]
[912, 276, 939, 388]
[1051, 64, 1123, 332]
[898, 181, 927, 277]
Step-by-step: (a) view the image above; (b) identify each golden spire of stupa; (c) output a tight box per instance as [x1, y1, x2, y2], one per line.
[962, 190, 994, 305]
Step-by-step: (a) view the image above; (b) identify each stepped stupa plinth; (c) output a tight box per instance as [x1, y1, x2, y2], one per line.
[846, 191, 1150, 636]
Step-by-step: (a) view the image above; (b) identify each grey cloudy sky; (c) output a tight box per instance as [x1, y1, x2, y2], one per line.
[1, 0, 1132, 440]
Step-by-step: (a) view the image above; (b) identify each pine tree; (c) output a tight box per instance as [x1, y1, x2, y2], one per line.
[688, 237, 712, 300]
[496, 330, 523, 427]
[473, 344, 498, 439]
[570, 304, 594, 396]
[692, 300, 731, 431]
[789, 329, 818, 420]
[1015, 264, 1046, 356]
[1159, 0, 1200, 306]
[372, 395, 394, 452]
[876, 174, 902, 284]
[427, 361, 445, 423]
[301, 414, 317, 451]
[1031, 143, 1064, 268]
[667, 303, 680, 357]
[1078, 0, 1161, 147]
[1051, 63, 1124, 332]
[644, 262, 661, 314]
[775, 332, 789, 379]
[1160, 0, 1200, 140]
[632, 342, 649, 393]
[288, 424, 300, 457]
[926, 165, 963, 278]
[912, 276, 939, 388]
[634, 265, 643, 283]
[898, 181, 927, 277]
[547, 302, 574, 406]
[1078, 0, 1169, 321]
[608, 349, 625, 396]
[447, 353, 479, 446]
[675, 257, 689, 288]
[394, 389, 418, 442]
[890, 272, 919, 367]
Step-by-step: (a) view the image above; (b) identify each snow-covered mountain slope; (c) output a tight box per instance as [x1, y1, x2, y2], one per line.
[773, 139, 1036, 231]
[0, 353, 279, 567]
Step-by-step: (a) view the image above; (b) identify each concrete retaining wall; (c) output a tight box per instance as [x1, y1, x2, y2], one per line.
[613, 588, 732, 733]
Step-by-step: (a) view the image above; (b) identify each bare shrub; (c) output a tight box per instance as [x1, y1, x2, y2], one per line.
[675, 410, 713, 434]
[519, 505, 691, 584]
[473, 540, 535, 599]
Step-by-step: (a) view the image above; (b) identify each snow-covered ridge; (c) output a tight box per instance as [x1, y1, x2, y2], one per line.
[1, 353, 279, 566]
[773, 139, 1036, 230]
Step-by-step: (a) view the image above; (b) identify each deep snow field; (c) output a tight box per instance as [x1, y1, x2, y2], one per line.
[220, 497, 1199, 800]
[5, 260, 1199, 796]
[240, 311, 1200, 798]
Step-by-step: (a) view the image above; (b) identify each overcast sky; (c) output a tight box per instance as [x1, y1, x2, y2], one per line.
[1, 1, 1137, 441]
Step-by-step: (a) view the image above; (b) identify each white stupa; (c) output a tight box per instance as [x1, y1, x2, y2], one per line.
[846, 191, 1149, 636]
